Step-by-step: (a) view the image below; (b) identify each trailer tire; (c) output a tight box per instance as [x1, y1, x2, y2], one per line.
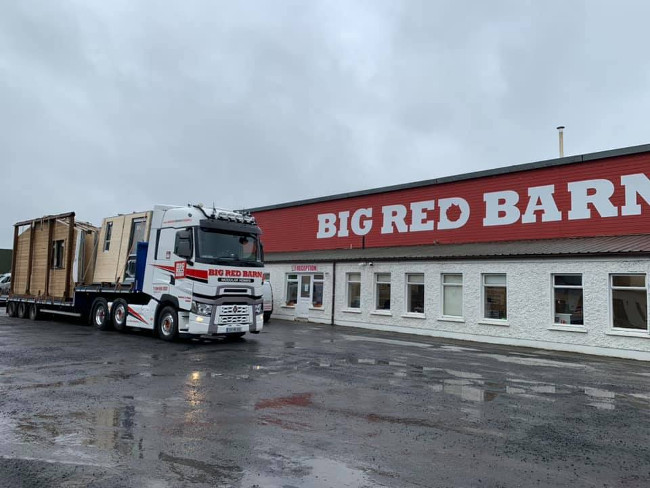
[157, 305, 178, 341]
[17, 302, 27, 319]
[91, 298, 111, 331]
[7, 301, 17, 317]
[111, 299, 128, 332]
[28, 304, 39, 321]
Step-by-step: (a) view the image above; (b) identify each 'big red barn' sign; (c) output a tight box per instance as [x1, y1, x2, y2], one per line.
[251, 149, 650, 253]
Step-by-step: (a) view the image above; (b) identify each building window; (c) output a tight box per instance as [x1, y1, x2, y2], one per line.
[285, 274, 298, 306]
[347, 272, 361, 308]
[442, 274, 463, 317]
[312, 273, 324, 308]
[611, 274, 647, 330]
[553, 274, 583, 325]
[104, 221, 113, 252]
[483, 274, 507, 320]
[52, 240, 65, 269]
[375, 273, 391, 310]
[406, 273, 425, 314]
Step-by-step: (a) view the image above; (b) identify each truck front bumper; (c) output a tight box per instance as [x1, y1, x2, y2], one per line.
[183, 311, 264, 335]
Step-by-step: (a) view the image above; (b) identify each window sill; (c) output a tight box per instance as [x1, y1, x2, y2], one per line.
[342, 308, 362, 314]
[370, 310, 392, 317]
[438, 316, 465, 323]
[548, 325, 587, 333]
[401, 313, 426, 320]
[478, 320, 509, 327]
[309, 307, 325, 311]
[281, 305, 295, 309]
[606, 329, 650, 339]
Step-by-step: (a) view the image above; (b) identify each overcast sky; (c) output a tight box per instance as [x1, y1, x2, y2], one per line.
[1, 0, 649, 248]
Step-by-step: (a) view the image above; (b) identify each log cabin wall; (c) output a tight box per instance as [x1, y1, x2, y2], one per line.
[93, 211, 151, 284]
[12, 215, 98, 299]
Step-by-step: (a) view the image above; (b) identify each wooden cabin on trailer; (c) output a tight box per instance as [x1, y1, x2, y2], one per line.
[11, 213, 98, 300]
[92, 211, 152, 284]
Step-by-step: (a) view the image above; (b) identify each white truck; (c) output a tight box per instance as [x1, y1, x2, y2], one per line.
[6, 204, 265, 341]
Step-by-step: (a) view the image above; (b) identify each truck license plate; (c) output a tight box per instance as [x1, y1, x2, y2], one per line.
[226, 326, 242, 333]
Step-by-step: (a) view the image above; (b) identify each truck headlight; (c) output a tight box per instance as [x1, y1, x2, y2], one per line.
[191, 302, 212, 316]
[255, 304, 263, 315]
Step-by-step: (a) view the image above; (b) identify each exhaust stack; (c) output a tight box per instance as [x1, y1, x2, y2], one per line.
[556, 126, 565, 157]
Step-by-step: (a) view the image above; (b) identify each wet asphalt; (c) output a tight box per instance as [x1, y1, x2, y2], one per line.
[1, 311, 650, 488]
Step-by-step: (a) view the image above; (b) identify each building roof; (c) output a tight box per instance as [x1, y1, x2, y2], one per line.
[264, 234, 650, 263]
[246, 143, 650, 213]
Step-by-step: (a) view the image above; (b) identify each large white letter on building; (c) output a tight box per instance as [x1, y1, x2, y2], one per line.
[351, 208, 373, 236]
[568, 179, 618, 220]
[522, 185, 562, 223]
[483, 190, 520, 226]
[438, 197, 470, 230]
[381, 205, 408, 234]
[409, 201, 435, 232]
[316, 213, 337, 238]
[621, 173, 650, 216]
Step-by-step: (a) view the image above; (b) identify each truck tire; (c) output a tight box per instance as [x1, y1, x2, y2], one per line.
[6, 301, 17, 317]
[157, 305, 178, 341]
[17, 302, 27, 319]
[90, 298, 111, 331]
[263, 311, 271, 323]
[28, 304, 39, 321]
[111, 299, 128, 332]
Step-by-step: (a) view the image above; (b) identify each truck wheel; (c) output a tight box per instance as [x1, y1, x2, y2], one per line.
[157, 305, 178, 341]
[111, 299, 128, 332]
[91, 298, 111, 331]
[263, 311, 271, 323]
[17, 302, 27, 319]
[28, 304, 39, 321]
[6, 301, 17, 317]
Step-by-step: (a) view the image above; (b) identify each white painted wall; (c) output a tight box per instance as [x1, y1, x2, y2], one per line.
[266, 257, 650, 360]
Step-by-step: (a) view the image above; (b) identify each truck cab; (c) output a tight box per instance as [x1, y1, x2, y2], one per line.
[136, 204, 265, 339]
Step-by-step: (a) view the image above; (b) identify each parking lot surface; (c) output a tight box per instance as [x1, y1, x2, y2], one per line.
[1, 312, 650, 487]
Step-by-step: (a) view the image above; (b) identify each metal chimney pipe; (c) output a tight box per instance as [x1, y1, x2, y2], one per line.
[556, 126, 565, 157]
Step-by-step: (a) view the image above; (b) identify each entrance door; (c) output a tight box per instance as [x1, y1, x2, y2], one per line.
[296, 275, 312, 319]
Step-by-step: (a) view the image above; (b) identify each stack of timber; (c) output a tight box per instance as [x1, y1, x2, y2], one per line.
[11, 213, 98, 300]
[92, 211, 152, 284]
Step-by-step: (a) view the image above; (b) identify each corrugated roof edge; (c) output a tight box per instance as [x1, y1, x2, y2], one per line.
[245, 142, 650, 213]
[263, 234, 650, 263]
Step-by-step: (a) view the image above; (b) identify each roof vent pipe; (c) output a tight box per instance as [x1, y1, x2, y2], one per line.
[556, 126, 565, 157]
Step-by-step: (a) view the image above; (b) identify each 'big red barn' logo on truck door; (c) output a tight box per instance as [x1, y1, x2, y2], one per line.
[175, 261, 186, 279]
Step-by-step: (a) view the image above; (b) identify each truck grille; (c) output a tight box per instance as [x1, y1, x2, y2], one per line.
[219, 315, 250, 325]
[217, 304, 251, 325]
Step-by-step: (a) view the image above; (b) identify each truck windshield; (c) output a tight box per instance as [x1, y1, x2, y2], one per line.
[195, 229, 263, 267]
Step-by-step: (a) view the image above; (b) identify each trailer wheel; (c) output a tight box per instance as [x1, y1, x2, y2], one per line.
[28, 304, 39, 321]
[91, 298, 111, 331]
[157, 305, 178, 341]
[6, 301, 17, 317]
[111, 299, 128, 332]
[17, 302, 27, 319]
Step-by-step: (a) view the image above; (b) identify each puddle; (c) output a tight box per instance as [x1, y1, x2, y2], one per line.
[479, 354, 589, 369]
[340, 335, 434, 348]
[240, 456, 374, 487]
